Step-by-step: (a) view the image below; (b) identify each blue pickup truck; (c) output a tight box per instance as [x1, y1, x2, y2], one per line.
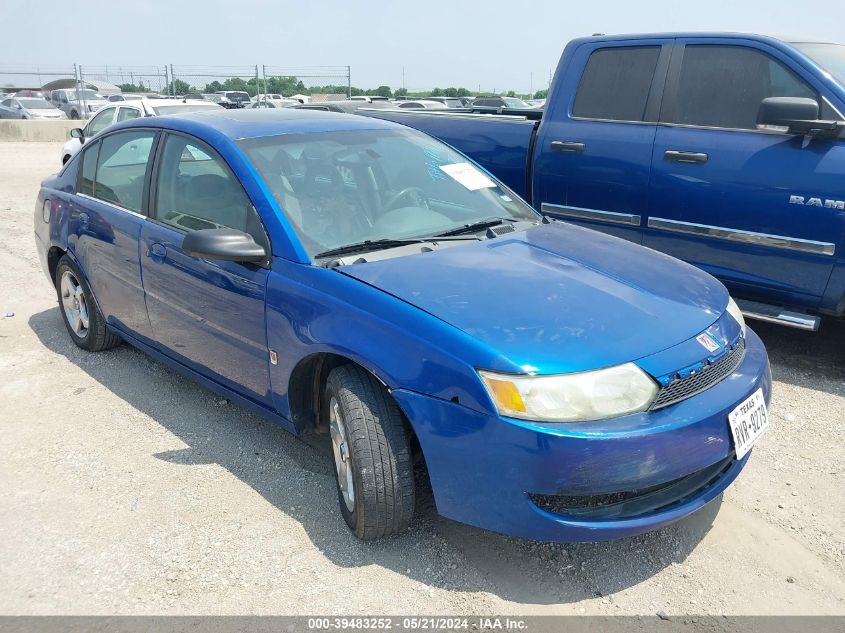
[365, 33, 845, 331]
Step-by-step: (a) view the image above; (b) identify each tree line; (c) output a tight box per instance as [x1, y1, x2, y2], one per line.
[117, 76, 548, 100]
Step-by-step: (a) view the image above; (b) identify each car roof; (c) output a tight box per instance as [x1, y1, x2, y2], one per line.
[580, 32, 839, 45]
[109, 107, 403, 140]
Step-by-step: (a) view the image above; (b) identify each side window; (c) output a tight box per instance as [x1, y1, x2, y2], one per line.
[87, 108, 115, 136]
[93, 130, 156, 212]
[572, 46, 661, 122]
[154, 135, 259, 236]
[673, 45, 817, 130]
[78, 141, 100, 196]
[117, 107, 141, 122]
[1, 99, 10, 107]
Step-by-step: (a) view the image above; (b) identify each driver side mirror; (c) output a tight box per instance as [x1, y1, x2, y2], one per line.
[757, 97, 842, 138]
[70, 128, 84, 140]
[182, 228, 267, 263]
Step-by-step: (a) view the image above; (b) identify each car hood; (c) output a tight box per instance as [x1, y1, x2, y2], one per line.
[338, 222, 729, 374]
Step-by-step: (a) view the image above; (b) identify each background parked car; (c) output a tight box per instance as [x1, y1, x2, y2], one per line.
[60, 97, 222, 164]
[348, 95, 391, 103]
[423, 96, 465, 108]
[469, 96, 532, 109]
[49, 89, 108, 119]
[107, 93, 153, 102]
[249, 98, 299, 109]
[214, 90, 251, 108]
[293, 100, 398, 114]
[0, 97, 67, 120]
[396, 100, 448, 109]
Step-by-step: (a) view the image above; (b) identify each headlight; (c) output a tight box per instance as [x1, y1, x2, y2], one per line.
[478, 363, 658, 423]
[726, 297, 746, 337]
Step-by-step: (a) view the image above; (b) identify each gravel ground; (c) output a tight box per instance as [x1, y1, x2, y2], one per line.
[0, 142, 843, 616]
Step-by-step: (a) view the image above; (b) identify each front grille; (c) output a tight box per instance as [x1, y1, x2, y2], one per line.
[530, 455, 734, 520]
[650, 339, 746, 410]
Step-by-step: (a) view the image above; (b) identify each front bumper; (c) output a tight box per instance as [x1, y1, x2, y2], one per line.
[393, 328, 771, 542]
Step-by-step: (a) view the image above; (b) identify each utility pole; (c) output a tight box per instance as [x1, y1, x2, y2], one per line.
[402, 66, 405, 91]
[530, 72, 533, 97]
[347, 65, 351, 98]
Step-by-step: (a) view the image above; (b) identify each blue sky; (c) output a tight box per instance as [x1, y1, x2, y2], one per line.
[2, 0, 843, 92]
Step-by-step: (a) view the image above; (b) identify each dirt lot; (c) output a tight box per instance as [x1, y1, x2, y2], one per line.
[0, 142, 843, 616]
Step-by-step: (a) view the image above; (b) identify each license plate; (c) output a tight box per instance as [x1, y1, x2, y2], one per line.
[728, 388, 769, 460]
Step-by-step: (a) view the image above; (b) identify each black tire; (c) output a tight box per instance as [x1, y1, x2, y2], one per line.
[69, 110, 79, 120]
[62, 154, 70, 165]
[324, 364, 414, 539]
[55, 255, 121, 352]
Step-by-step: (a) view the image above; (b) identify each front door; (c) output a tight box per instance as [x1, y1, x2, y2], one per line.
[140, 132, 272, 404]
[647, 40, 845, 307]
[532, 40, 672, 243]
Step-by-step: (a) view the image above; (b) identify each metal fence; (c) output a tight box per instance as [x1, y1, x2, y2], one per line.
[0, 64, 352, 98]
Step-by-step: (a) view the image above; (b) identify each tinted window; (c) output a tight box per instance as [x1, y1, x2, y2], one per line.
[93, 131, 156, 212]
[673, 45, 816, 130]
[154, 135, 257, 235]
[78, 142, 99, 196]
[116, 107, 141, 122]
[573, 46, 661, 121]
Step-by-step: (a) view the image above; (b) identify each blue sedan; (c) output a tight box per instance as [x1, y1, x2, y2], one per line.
[34, 109, 772, 542]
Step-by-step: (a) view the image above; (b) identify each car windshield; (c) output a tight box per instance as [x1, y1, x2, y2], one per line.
[793, 43, 845, 87]
[19, 98, 53, 109]
[240, 129, 538, 259]
[227, 92, 250, 101]
[502, 97, 530, 108]
[204, 94, 222, 102]
[151, 103, 221, 115]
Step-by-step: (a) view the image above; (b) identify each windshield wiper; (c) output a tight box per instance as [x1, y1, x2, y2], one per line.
[315, 236, 476, 259]
[434, 217, 517, 237]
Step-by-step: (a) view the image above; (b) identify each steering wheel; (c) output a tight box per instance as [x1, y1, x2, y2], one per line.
[383, 186, 430, 212]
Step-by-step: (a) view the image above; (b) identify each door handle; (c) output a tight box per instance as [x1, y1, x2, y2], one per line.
[551, 140, 585, 153]
[148, 242, 166, 261]
[664, 150, 708, 164]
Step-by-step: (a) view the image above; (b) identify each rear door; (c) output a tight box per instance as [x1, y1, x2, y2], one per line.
[532, 39, 672, 243]
[139, 132, 272, 404]
[69, 129, 158, 338]
[647, 38, 845, 307]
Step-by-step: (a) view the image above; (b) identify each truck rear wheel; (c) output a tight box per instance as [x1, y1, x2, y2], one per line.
[324, 364, 414, 539]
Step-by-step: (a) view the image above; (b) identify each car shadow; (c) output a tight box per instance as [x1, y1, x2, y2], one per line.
[30, 306, 721, 605]
[751, 318, 845, 396]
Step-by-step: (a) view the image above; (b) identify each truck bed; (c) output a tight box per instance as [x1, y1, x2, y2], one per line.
[359, 109, 539, 200]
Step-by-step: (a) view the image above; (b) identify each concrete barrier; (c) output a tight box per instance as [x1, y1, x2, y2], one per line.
[0, 120, 80, 142]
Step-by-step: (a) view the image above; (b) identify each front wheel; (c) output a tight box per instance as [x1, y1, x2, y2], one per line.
[55, 255, 121, 351]
[324, 365, 415, 539]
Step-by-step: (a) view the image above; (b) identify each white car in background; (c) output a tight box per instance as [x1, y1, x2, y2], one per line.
[60, 97, 222, 164]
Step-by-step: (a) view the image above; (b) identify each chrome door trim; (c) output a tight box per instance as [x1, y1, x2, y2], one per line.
[647, 217, 836, 256]
[541, 203, 641, 227]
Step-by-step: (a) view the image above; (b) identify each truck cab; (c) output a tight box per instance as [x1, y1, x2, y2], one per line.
[535, 34, 845, 328]
[364, 34, 845, 330]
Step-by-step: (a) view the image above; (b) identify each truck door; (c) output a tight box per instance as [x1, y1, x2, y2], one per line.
[532, 39, 672, 243]
[646, 38, 845, 308]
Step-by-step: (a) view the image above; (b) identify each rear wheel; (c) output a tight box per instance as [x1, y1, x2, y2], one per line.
[69, 110, 79, 120]
[55, 255, 121, 351]
[324, 364, 414, 539]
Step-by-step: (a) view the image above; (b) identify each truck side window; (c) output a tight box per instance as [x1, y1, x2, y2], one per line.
[572, 46, 661, 122]
[673, 45, 816, 130]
